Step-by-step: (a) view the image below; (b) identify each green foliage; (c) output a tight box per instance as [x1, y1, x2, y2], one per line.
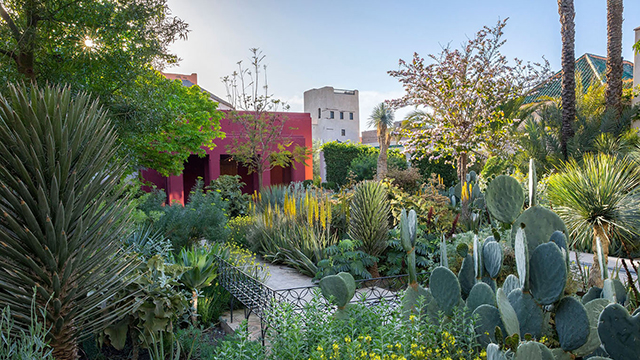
[115, 71, 225, 176]
[0, 84, 139, 358]
[226, 215, 254, 248]
[142, 180, 230, 251]
[124, 224, 174, 259]
[0, 293, 54, 359]
[411, 154, 458, 187]
[321, 141, 377, 187]
[481, 156, 513, 182]
[380, 229, 438, 278]
[176, 326, 217, 360]
[214, 293, 484, 360]
[209, 175, 252, 218]
[348, 181, 391, 275]
[315, 240, 376, 280]
[348, 150, 407, 182]
[547, 153, 640, 255]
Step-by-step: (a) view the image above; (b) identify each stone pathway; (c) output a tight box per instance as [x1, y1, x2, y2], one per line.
[570, 251, 638, 283]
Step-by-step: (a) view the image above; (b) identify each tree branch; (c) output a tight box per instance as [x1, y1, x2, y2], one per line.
[0, 48, 17, 61]
[0, 4, 21, 41]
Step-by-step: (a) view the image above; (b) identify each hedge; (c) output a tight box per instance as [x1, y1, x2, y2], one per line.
[322, 142, 376, 186]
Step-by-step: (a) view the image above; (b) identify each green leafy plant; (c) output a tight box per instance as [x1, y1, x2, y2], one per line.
[315, 239, 376, 280]
[208, 175, 252, 218]
[0, 291, 54, 360]
[0, 84, 139, 359]
[348, 181, 391, 278]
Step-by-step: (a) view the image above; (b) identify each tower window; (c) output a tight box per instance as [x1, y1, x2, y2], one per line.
[341, 129, 346, 136]
[318, 108, 321, 119]
[330, 111, 334, 119]
[349, 112, 354, 120]
[340, 112, 344, 119]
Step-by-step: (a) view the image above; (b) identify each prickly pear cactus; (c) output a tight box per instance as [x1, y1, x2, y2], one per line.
[429, 266, 461, 316]
[485, 175, 525, 224]
[502, 274, 520, 297]
[555, 296, 589, 351]
[486, 343, 507, 360]
[510, 206, 568, 256]
[466, 282, 496, 312]
[529, 159, 537, 207]
[458, 254, 475, 300]
[483, 240, 503, 279]
[582, 287, 603, 304]
[440, 234, 448, 268]
[573, 298, 610, 357]
[473, 304, 505, 346]
[507, 289, 543, 339]
[319, 272, 355, 309]
[597, 303, 640, 360]
[497, 288, 520, 337]
[529, 242, 566, 305]
[515, 341, 553, 360]
[602, 278, 627, 305]
[514, 227, 529, 290]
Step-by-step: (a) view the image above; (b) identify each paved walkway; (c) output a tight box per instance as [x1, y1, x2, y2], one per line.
[570, 251, 638, 283]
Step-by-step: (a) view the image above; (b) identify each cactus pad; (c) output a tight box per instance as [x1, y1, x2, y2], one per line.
[549, 230, 567, 251]
[457, 243, 469, 258]
[514, 227, 529, 290]
[466, 282, 496, 312]
[483, 240, 503, 279]
[602, 278, 626, 305]
[429, 266, 461, 316]
[582, 287, 603, 304]
[515, 341, 553, 360]
[573, 298, 610, 357]
[502, 274, 520, 297]
[497, 288, 520, 337]
[597, 303, 640, 360]
[319, 272, 355, 309]
[402, 285, 429, 318]
[458, 254, 475, 300]
[400, 209, 417, 251]
[485, 175, 525, 224]
[511, 206, 568, 255]
[555, 296, 590, 351]
[508, 289, 543, 339]
[473, 304, 505, 346]
[529, 242, 566, 305]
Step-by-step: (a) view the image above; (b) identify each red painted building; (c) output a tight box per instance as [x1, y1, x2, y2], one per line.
[141, 110, 313, 205]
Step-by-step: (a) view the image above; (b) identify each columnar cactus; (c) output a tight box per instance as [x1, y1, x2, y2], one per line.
[400, 209, 429, 317]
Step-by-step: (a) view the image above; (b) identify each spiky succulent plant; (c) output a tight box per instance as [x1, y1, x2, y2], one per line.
[0, 84, 138, 359]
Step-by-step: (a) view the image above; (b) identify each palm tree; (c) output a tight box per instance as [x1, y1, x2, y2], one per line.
[558, 0, 576, 160]
[368, 102, 395, 181]
[0, 84, 138, 359]
[605, 0, 624, 114]
[547, 153, 640, 287]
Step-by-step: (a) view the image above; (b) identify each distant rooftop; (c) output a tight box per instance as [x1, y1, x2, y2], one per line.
[161, 72, 234, 109]
[524, 53, 634, 104]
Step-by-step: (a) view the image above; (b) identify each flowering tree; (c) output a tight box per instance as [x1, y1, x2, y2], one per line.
[388, 19, 549, 184]
[223, 49, 309, 189]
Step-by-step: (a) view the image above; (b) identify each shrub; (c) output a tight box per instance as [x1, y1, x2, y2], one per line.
[144, 180, 229, 250]
[315, 239, 376, 280]
[0, 293, 54, 359]
[348, 151, 407, 182]
[322, 141, 373, 186]
[226, 215, 254, 248]
[0, 84, 138, 359]
[411, 154, 457, 187]
[208, 175, 251, 218]
[387, 166, 422, 193]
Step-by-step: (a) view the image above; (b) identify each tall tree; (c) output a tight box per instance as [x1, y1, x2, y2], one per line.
[222, 49, 310, 190]
[605, 0, 624, 114]
[389, 19, 548, 185]
[368, 102, 395, 181]
[0, 0, 225, 176]
[558, 0, 576, 160]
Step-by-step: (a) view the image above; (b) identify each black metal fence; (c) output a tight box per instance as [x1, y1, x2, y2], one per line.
[215, 255, 428, 340]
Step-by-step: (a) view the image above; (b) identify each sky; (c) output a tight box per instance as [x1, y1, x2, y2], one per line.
[165, 0, 640, 132]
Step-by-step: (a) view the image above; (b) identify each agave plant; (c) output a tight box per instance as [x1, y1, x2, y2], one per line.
[348, 181, 390, 278]
[547, 152, 640, 287]
[175, 245, 225, 326]
[0, 84, 138, 359]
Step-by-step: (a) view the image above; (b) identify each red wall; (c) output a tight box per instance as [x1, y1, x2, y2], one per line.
[141, 111, 313, 205]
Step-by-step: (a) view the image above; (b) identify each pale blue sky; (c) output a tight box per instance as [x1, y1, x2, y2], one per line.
[166, 0, 640, 131]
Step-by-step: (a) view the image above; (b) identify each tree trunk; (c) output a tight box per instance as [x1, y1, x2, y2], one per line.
[368, 262, 381, 279]
[588, 223, 610, 288]
[257, 169, 263, 190]
[50, 329, 79, 360]
[376, 124, 389, 181]
[558, 0, 576, 160]
[605, 0, 623, 114]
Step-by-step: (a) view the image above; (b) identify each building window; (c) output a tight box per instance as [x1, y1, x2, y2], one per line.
[340, 112, 344, 119]
[330, 111, 334, 119]
[349, 112, 354, 120]
[318, 108, 321, 119]
[341, 129, 346, 136]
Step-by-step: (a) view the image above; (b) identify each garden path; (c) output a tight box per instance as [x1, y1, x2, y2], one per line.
[570, 251, 638, 282]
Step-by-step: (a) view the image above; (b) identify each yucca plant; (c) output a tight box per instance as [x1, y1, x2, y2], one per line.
[0, 84, 138, 359]
[547, 153, 640, 287]
[175, 245, 225, 326]
[348, 181, 390, 278]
